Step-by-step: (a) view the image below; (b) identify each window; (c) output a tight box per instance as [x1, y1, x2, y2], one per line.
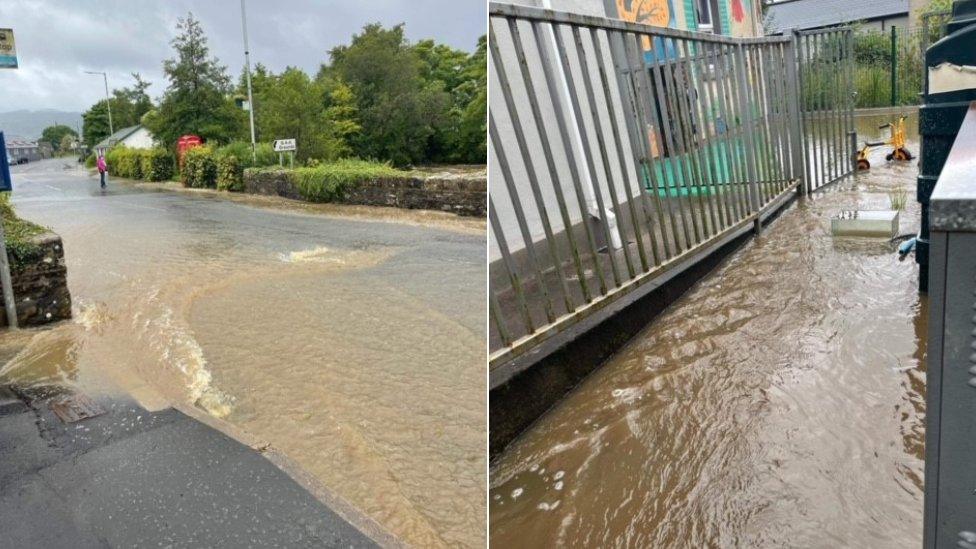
[696, 0, 714, 32]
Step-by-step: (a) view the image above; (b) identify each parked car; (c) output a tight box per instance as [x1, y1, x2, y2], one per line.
[16, 157, 29, 165]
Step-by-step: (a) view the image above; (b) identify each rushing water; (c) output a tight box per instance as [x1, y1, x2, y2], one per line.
[490, 117, 926, 547]
[0, 160, 486, 548]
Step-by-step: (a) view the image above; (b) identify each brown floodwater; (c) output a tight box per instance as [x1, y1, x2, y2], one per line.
[0, 160, 486, 548]
[490, 118, 926, 547]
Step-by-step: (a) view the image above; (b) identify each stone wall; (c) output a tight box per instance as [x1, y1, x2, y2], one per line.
[0, 233, 71, 327]
[243, 169, 487, 217]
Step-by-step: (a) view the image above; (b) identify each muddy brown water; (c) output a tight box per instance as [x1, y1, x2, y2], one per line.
[0, 160, 486, 548]
[490, 117, 926, 547]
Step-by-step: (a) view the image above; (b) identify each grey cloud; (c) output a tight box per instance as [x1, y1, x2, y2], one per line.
[0, 0, 487, 111]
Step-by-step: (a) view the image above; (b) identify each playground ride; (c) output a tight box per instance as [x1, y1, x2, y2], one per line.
[856, 116, 914, 170]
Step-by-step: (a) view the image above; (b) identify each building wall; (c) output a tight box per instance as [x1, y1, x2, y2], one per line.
[122, 127, 154, 149]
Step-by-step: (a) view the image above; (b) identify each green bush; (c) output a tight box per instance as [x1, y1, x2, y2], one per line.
[105, 146, 143, 180]
[141, 148, 175, 182]
[286, 159, 406, 202]
[85, 153, 96, 168]
[181, 146, 217, 188]
[0, 193, 46, 271]
[216, 141, 277, 168]
[216, 154, 243, 191]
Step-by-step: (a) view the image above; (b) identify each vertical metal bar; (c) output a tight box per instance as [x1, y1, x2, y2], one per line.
[748, 45, 772, 203]
[720, 42, 750, 220]
[690, 39, 726, 234]
[511, 19, 593, 305]
[555, 24, 624, 289]
[673, 39, 718, 238]
[784, 31, 806, 193]
[489, 24, 574, 316]
[734, 42, 762, 231]
[707, 41, 746, 223]
[699, 39, 732, 230]
[616, 31, 671, 263]
[757, 44, 779, 197]
[890, 25, 898, 107]
[794, 30, 811, 194]
[574, 27, 636, 280]
[832, 30, 844, 182]
[489, 289, 512, 348]
[488, 192, 536, 335]
[846, 28, 857, 177]
[658, 37, 704, 245]
[624, 31, 682, 260]
[775, 41, 791, 189]
[813, 33, 826, 190]
[768, 43, 788, 191]
[532, 21, 609, 297]
[648, 39, 694, 251]
[0, 214, 17, 329]
[589, 28, 645, 276]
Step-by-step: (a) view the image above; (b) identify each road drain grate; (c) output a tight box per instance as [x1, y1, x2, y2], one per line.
[49, 393, 105, 423]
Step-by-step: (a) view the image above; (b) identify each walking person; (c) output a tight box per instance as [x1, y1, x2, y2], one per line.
[96, 153, 107, 188]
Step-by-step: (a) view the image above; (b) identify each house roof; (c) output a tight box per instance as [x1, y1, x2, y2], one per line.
[765, 0, 909, 32]
[3, 136, 38, 149]
[93, 124, 142, 150]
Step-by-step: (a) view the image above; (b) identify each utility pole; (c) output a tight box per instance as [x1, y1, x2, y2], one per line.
[241, 0, 257, 163]
[85, 71, 113, 136]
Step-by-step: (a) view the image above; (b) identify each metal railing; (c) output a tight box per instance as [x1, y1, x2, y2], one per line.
[796, 27, 856, 191]
[488, 3, 841, 371]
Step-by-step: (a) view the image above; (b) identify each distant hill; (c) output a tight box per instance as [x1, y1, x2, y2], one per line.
[0, 109, 83, 140]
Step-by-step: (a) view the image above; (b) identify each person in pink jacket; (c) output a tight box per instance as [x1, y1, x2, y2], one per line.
[96, 154, 107, 188]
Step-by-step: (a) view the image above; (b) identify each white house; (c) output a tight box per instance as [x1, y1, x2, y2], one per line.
[93, 125, 155, 156]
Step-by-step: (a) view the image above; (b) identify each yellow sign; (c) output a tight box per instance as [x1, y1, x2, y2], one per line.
[0, 28, 17, 69]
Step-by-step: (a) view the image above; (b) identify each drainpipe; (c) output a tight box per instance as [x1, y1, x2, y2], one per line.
[540, 0, 622, 250]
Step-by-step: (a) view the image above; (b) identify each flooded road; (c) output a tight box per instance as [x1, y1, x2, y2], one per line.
[490, 116, 925, 547]
[0, 159, 486, 548]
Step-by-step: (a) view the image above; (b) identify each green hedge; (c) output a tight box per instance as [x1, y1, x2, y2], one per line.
[216, 141, 277, 168]
[85, 153, 96, 168]
[105, 146, 143, 179]
[181, 146, 217, 188]
[100, 146, 174, 182]
[140, 148, 175, 182]
[286, 159, 406, 202]
[0, 193, 47, 271]
[216, 154, 242, 191]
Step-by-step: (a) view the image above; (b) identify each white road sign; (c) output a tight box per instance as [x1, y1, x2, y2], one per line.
[273, 139, 296, 152]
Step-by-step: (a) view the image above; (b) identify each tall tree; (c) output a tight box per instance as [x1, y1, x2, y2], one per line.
[143, 12, 244, 149]
[323, 23, 451, 166]
[80, 74, 154, 148]
[39, 124, 78, 152]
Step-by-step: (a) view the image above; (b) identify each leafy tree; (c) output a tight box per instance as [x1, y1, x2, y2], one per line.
[322, 23, 451, 166]
[143, 12, 245, 150]
[80, 74, 154, 148]
[59, 133, 76, 154]
[40, 124, 77, 152]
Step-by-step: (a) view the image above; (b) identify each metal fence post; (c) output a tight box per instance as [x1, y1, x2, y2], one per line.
[891, 26, 898, 106]
[734, 43, 762, 233]
[785, 29, 806, 195]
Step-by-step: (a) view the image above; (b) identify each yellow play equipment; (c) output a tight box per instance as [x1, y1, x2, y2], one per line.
[856, 116, 914, 171]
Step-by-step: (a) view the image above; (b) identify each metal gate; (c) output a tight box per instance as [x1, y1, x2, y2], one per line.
[795, 27, 856, 191]
[488, 3, 807, 376]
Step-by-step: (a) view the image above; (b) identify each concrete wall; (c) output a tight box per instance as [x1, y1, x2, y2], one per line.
[243, 169, 487, 217]
[0, 233, 71, 327]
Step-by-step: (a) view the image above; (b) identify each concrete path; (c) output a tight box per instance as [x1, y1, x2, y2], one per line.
[0, 385, 388, 547]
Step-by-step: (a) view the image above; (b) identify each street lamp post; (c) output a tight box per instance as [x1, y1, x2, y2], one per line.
[240, 0, 257, 163]
[84, 71, 114, 137]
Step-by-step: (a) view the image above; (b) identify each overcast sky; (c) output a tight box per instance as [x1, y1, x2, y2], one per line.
[0, 0, 487, 112]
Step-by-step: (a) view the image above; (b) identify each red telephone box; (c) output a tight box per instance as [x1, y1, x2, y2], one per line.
[176, 135, 203, 168]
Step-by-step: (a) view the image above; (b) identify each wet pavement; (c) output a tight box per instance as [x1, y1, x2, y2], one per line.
[0, 159, 486, 548]
[490, 115, 926, 547]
